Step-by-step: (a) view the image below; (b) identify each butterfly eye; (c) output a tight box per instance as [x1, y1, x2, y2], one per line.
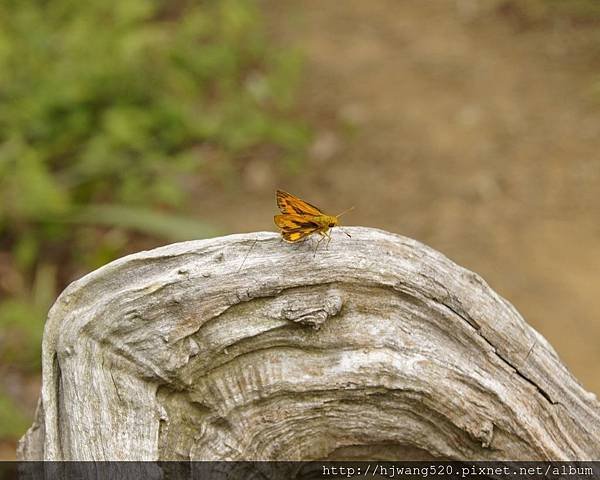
[329, 223, 335, 227]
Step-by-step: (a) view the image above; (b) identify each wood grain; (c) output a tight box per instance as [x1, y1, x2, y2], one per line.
[18, 228, 600, 460]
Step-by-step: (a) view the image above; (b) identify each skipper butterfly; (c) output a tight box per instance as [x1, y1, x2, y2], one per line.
[274, 190, 353, 247]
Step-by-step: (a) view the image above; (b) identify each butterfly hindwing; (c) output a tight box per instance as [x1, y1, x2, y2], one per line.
[274, 214, 320, 242]
[282, 230, 313, 242]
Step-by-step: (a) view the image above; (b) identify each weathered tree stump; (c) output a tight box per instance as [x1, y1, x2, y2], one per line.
[18, 228, 600, 460]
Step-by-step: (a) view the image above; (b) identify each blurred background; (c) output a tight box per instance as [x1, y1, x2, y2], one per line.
[1, 0, 599, 459]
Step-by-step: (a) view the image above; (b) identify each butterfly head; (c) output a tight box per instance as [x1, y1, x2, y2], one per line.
[323, 215, 350, 238]
[315, 215, 338, 229]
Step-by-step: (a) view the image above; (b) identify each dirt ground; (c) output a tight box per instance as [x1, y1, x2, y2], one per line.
[6, 0, 600, 460]
[199, 0, 600, 396]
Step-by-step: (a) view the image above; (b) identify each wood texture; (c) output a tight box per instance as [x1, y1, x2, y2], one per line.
[18, 228, 600, 460]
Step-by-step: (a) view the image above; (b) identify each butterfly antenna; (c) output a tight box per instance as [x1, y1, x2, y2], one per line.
[335, 206, 355, 218]
[238, 237, 258, 272]
[336, 206, 354, 238]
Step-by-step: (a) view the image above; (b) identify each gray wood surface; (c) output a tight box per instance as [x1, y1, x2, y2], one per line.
[18, 228, 600, 460]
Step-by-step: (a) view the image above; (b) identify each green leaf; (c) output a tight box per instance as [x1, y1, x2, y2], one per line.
[68, 204, 220, 241]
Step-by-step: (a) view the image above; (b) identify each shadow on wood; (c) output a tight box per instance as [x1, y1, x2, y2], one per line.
[18, 228, 600, 460]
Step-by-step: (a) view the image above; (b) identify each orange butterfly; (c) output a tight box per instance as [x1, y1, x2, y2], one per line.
[274, 190, 353, 248]
[238, 190, 353, 271]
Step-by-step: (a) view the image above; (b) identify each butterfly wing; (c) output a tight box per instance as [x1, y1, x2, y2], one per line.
[276, 190, 324, 216]
[282, 230, 313, 242]
[274, 214, 320, 242]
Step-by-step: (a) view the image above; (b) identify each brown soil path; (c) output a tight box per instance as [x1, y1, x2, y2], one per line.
[201, 0, 600, 395]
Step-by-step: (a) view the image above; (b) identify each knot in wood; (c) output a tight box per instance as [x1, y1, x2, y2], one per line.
[277, 288, 344, 330]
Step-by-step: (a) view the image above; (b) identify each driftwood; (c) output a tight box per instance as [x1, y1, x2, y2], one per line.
[18, 227, 600, 460]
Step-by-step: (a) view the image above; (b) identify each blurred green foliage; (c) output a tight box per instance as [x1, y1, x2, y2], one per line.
[0, 390, 30, 438]
[0, 0, 309, 438]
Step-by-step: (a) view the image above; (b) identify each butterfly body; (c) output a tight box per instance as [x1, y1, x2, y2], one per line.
[274, 190, 351, 244]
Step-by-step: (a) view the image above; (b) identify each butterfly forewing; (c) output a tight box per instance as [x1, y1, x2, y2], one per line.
[276, 190, 324, 216]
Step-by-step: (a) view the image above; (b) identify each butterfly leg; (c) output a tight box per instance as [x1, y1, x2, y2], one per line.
[324, 230, 333, 249]
[313, 233, 327, 256]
